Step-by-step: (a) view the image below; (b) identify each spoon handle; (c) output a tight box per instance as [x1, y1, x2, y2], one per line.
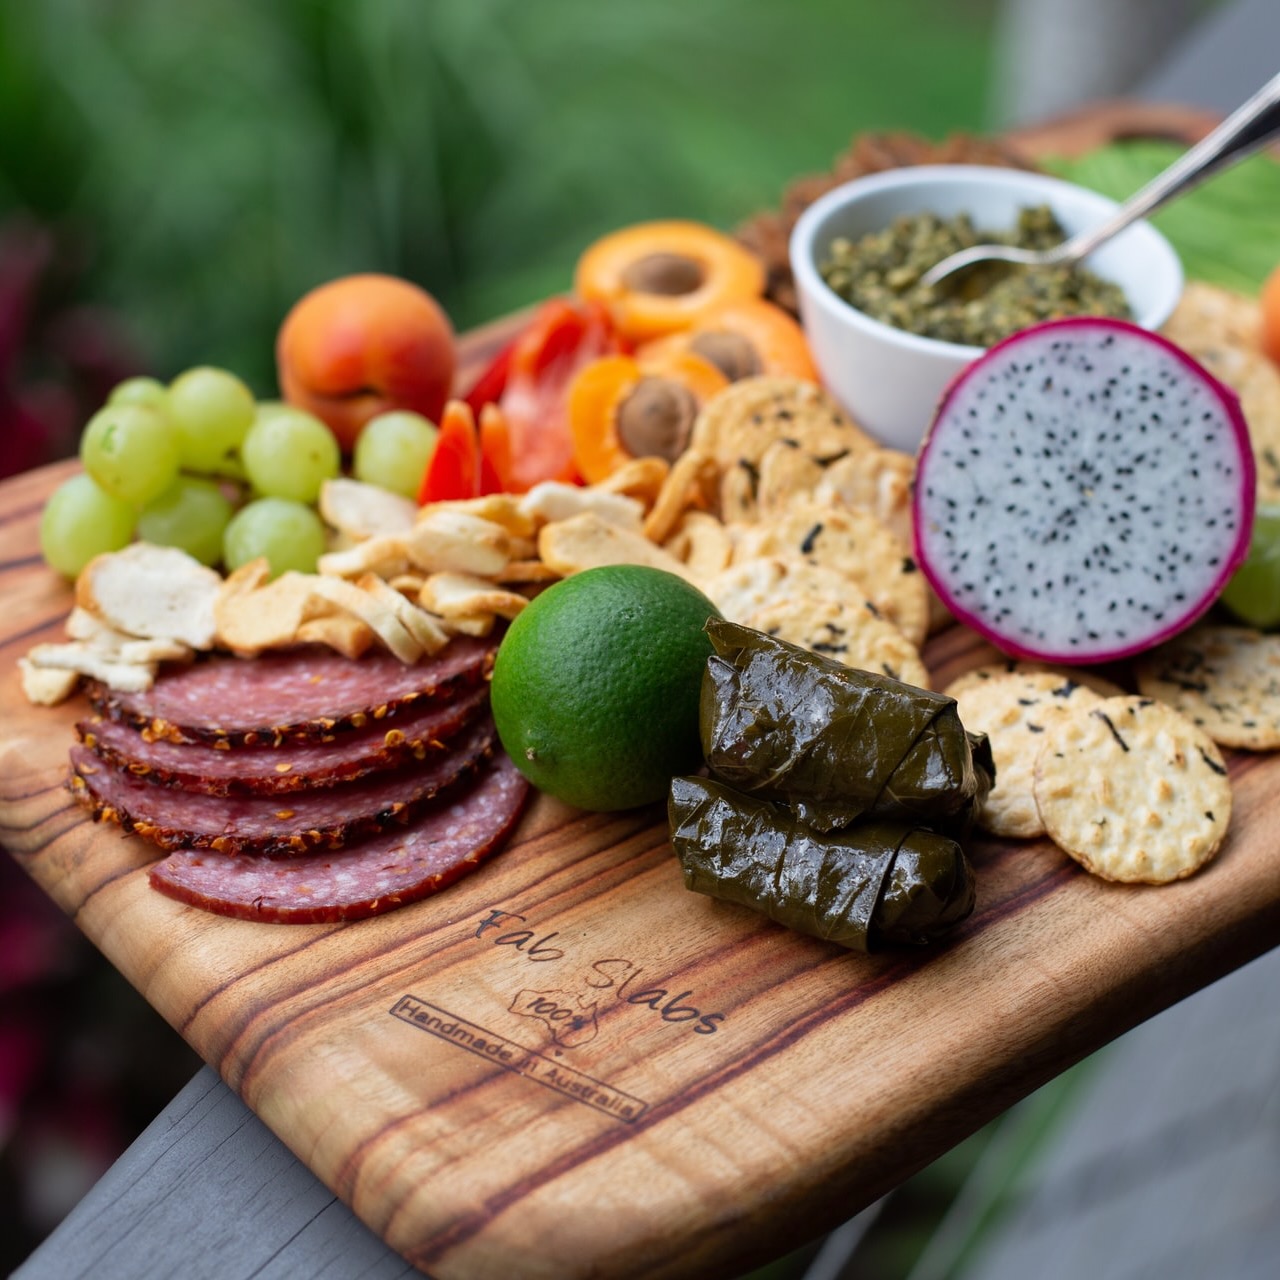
[1060, 69, 1280, 263]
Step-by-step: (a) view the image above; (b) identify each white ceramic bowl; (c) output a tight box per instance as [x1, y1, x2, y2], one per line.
[789, 165, 1184, 454]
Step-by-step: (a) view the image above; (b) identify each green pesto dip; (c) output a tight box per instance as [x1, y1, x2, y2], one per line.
[819, 205, 1131, 348]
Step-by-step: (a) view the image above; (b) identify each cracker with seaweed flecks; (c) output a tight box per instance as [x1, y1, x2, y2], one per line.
[703, 555, 854, 625]
[944, 660, 1125, 703]
[812, 446, 916, 547]
[1135, 624, 1280, 750]
[947, 669, 1106, 838]
[733, 501, 929, 647]
[689, 375, 874, 470]
[744, 592, 929, 688]
[1032, 695, 1232, 883]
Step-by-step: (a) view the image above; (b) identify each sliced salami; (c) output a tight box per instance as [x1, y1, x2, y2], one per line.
[69, 715, 496, 856]
[147, 752, 531, 924]
[85, 636, 496, 746]
[77, 684, 490, 797]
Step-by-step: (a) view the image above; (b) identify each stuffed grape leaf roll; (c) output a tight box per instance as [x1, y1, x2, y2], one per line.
[669, 775, 976, 950]
[700, 618, 994, 832]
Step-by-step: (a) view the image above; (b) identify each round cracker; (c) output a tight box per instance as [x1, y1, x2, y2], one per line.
[944, 661, 1125, 703]
[1160, 282, 1280, 504]
[812, 446, 915, 547]
[950, 670, 1105, 838]
[1032, 695, 1232, 883]
[702, 555, 857, 625]
[1135, 624, 1280, 750]
[754, 439, 825, 520]
[689, 375, 874, 474]
[744, 594, 929, 689]
[733, 501, 929, 647]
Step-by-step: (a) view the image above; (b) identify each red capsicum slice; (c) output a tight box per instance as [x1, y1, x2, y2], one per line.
[417, 399, 481, 503]
[459, 296, 625, 493]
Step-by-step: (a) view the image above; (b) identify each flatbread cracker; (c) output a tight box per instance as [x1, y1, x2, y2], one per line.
[1032, 695, 1232, 883]
[744, 593, 929, 688]
[948, 670, 1105, 838]
[733, 501, 929, 647]
[1135, 624, 1280, 750]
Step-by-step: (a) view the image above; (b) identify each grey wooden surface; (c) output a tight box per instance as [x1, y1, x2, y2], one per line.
[12, 1068, 421, 1280]
[950, 942, 1280, 1280]
[13, 5, 1280, 1279]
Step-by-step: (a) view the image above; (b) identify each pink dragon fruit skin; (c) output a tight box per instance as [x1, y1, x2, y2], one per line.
[913, 316, 1256, 665]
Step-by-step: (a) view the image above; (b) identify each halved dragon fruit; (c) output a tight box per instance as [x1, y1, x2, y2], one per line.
[913, 317, 1256, 664]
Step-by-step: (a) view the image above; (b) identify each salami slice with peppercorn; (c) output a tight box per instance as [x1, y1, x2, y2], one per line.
[76, 684, 490, 797]
[69, 714, 496, 856]
[84, 635, 497, 747]
[147, 752, 531, 924]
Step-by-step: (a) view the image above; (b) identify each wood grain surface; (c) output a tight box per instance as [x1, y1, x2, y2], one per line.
[2, 105, 1278, 1280]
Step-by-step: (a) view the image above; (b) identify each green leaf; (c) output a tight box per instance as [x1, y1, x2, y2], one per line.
[1043, 141, 1280, 297]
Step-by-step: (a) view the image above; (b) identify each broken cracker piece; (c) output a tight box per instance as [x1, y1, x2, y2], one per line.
[76, 543, 220, 650]
[18, 657, 80, 706]
[642, 448, 718, 544]
[518, 481, 645, 533]
[404, 510, 512, 577]
[317, 534, 411, 580]
[539, 512, 700, 583]
[319, 477, 418, 541]
[593, 455, 670, 509]
[24, 642, 158, 693]
[305, 575, 422, 664]
[419, 572, 529, 621]
[355, 573, 451, 656]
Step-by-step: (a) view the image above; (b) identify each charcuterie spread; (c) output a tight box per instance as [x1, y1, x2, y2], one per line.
[12, 127, 1280, 950]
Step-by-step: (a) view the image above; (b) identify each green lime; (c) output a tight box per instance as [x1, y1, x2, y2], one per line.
[491, 565, 720, 811]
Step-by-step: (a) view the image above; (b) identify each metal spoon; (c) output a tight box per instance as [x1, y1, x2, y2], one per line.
[919, 69, 1280, 291]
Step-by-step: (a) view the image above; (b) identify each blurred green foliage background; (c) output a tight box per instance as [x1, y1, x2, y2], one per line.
[0, 0, 999, 396]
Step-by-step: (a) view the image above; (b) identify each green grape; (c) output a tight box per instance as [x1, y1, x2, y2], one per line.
[167, 366, 256, 475]
[108, 376, 169, 410]
[137, 476, 235, 567]
[223, 497, 326, 578]
[80, 402, 180, 505]
[1220, 505, 1280, 630]
[241, 405, 341, 504]
[40, 473, 136, 578]
[353, 411, 438, 498]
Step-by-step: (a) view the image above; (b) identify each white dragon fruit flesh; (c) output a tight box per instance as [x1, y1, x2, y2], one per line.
[913, 317, 1255, 664]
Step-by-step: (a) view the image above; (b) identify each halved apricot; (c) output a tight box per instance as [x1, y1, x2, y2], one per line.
[636, 297, 817, 383]
[574, 221, 766, 344]
[569, 350, 728, 484]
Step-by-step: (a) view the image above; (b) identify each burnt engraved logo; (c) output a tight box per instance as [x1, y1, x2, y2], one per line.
[508, 985, 601, 1048]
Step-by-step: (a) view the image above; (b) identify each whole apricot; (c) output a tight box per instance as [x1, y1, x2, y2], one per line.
[276, 273, 456, 451]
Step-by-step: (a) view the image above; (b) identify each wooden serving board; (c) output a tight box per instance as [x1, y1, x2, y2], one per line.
[3, 105, 1279, 1280]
